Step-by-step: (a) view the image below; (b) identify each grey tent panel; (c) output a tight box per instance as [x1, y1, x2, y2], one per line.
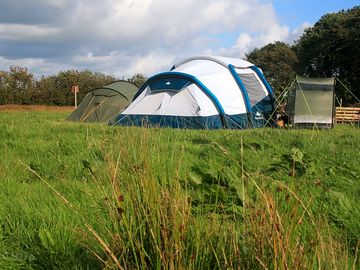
[66, 81, 138, 123]
[286, 76, 335, 128]
[294, 90, 334, 123]
[238, 73, 267, 107]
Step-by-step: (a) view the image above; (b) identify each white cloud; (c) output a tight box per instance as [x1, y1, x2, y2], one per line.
[234, 33, 253, 51]
[0, 24, 60, 41]
[46, 0, 69, 8]
[256, 24, 290, 45]
[73, 51, 117, 64]
[124, 52, 175, 77]
[287, 22, 312, 43]
[0, 56, 71, 77]
[0, 0, 312, 77]
[217, 25, 289, 58]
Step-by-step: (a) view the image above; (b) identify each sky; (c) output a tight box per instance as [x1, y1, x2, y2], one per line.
[0, 0, 358, 78]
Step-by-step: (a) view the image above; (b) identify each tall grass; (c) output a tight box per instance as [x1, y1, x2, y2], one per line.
[0, 111, 359, 269]
[80, 126, 359, 269]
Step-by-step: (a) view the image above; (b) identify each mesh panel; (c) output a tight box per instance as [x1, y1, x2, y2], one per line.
[297, 76, 335, 88]
[148, 77, 191, 92]
[238, 73, 266, 107]
[298, 82, 334, 91]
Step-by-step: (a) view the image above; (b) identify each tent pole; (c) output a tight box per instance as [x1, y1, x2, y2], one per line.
[263, 77, 296, 127]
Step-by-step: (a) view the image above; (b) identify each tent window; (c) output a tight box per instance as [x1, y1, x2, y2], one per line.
[298, 82, 333, 91]
[238, 73, 266, 107]
[148, 77, 191, 93]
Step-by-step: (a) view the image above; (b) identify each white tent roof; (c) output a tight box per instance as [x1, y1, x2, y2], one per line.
[173, 56, 254, 70]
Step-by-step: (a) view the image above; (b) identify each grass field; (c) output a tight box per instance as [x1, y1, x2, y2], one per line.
[0, 109, 359, 269]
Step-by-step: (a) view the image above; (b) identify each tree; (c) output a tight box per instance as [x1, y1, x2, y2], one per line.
[127, 73, 147, 88]
[0, 66, 35, 104]
[294, 6, 360, 104]
[0, 66, 146, 105]
[37, 70, 116, 105]
[246, 42, 298, 97]
[0, 70, 9, 104]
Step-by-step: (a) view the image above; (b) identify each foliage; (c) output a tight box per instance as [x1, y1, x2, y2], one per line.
[0, 66, 35, 104]
[0, 110, 359, 269]
[126, 73, 147, 88]
[246, 41, 298, 96]
[0, 68, 147, 106]
[40, 70, 116, 106]
[294, 6, 360, 104]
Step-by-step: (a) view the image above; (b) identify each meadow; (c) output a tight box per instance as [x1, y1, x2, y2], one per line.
[0, 110, 359, 269]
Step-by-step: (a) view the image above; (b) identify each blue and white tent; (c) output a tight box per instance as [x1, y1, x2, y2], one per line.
[111, 56, 275, 129]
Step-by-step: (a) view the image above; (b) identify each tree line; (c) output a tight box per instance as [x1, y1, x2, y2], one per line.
[246, 6, 360, 105]
[0, 67, 146, 106]
[0, 6, 358, 106]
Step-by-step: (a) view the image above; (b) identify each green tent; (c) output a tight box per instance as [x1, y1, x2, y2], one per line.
[66, 81, 138, 123]
[286, 76, 335, 128]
